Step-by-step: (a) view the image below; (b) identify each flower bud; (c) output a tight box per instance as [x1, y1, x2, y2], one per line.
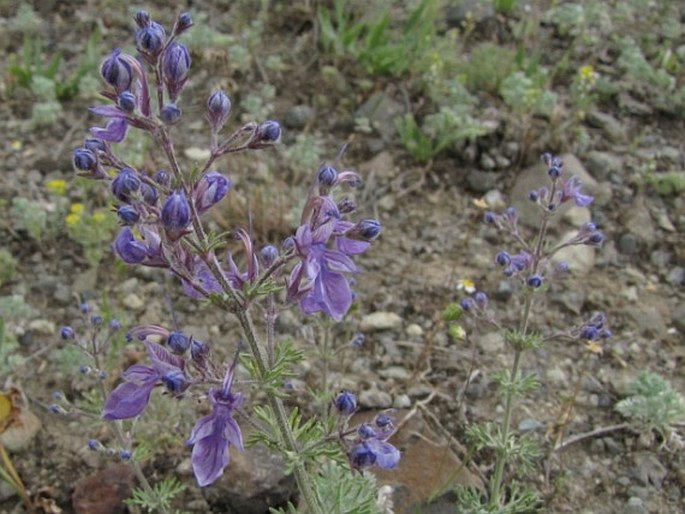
[141, 183, 159, 205]
[167, 331, 190, 353]
[84, 138, 105, 152]
[175, 12, 193, 35]
[160, 103, 182, 125]
[527, 274, 543, 288]
[117, 205, 140, 226]
[495, 251, 511, 266]
[134, 10, 151, 28]
[73, 148, 97, 172]
[161, 191, 191, 239]
[154, 169, 171, 186]
[333, 391, 357, 415]
[100, 49, 133, 94]
[351, 219, 382, 240]
[111, 168, 141, 203]
[162, 369, 189, 394]
[162, 43, 191, 101]
[118, 91, 136, 113]
[207, 90, 232, 132]
[194, 172, 231, 214]
[484, 211, 496, 224]
[337, 198, 356, 214]
[135, 21, 166, 59]
[460, 298, 475, 311]
[260, 245, 279, 267]
[317, 165, 338, 188]
[119, 449, 133, 460]
[80, 303, 90, 314]
[250, 120, 281, 147]
[109, 319, 122, 332]
[282, 236, 295, 253]
[358, 424, 377, 440]
[350, 333, 365, 347]
[91, 315, 103, 326]
[474, 291, 488, 309]
[580, 326, 599, 340]
[60, 326, 75, 340]
[114, 227, 147, 264]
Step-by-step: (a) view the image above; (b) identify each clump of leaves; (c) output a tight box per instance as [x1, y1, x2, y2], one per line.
[615, 371, 685, 448]
[9, 197, 47, 242]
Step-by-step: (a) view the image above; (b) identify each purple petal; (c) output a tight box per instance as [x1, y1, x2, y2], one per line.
[89, 105, 129, 118]
[121, 364, 158, 382]
[102, 380, 156, 420]
[90, 118, 128, 143]
[188, 414, 229, 487]
[366, 439, 401, 469]
[146, 341, 184, 371]
[323, 249, 358, 273]
[574, 193, 594, 207]
[301, 269, 352, 321]
[337, 237, 371, 255]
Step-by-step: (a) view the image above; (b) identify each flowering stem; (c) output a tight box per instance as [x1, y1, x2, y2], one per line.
[93, 353, 170, 514]
[234, 310, 323, 514]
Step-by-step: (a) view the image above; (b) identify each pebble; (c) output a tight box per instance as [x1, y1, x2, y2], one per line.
[632, 452, 667, 487]
[480, 153, 496, 170]
[283, 104, 315, 129]
[72, 464, 135, 514]
[378, 366, 410, 381]
[184, 146, 211, 161]
[360, 311, 403, 332]
[483, 189, 506, 210]
[359, 386, 393, 408]
[586, 110, 628, 143]
[545, 366, 569, 387]
[405, 323, 424, 337]
[585, 150, 624, 181]
[122, 293, 145, 311]
[394, 394, 412, 409]
[480, 331, 505, 353]
[518, 418, 545, 432]
[466, 169, 498, 193]
[618, 232, 639, 255]
[27, 318, 55, 335]
[624, 496, 648, 514]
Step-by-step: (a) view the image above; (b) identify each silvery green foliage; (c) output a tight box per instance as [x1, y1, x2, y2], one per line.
[615, 370, 685, 448]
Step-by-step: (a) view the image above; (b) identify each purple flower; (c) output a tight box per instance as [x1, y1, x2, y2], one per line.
[207, 90, 232, 133]
[559, 176, 593, 207]
[333, 391, 357, 415]
[193, 172, 231, 215]
[162, 42, 191, 102]
[187, 367, 244, 487]
[135, 21, 166, 60]
[102, 341, 186, 420]
[161, 190, 191, 240]
[113, 226, 167, 267]
[100, 49, 133, 94]
[226, 229, 259, 289]
[348, 414, 400, 471]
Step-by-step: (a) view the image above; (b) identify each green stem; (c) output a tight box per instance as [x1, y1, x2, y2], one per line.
[488, 347, 523, 509]
[235, 310, 323, 514]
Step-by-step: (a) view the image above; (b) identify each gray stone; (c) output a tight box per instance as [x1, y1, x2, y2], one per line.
[122, 293, 145, 311]
[27, 318, 55, 335]
[283, 104, 315, 129]
[554, 231, 596, 275]
[480, 153, 496, 170]
[585, 150, 624, 181]
[360, 311, 403, 332]
[546, 366, 568, 387]
[622, 199, 657, 246]
[518, 418, 545, 432]
[480, 331, 504, 353]
[624, 496, 648, 514]
[359, 386, 393, 408]
[466, 169, 498, 193]
[586, 110, 628, 143]
[618, 232, 639, 255]
[483, 189, 506, 210]
[355, 91, 404, 141]
[625, 305, 666, 338]
[405, 323, 424, 337]
[632, 452, 667, 487]
[666, 266, 684, 286]
[202, 443, 295, 514]
[378, 366, 410, 381]
[394, 394, 412, 409]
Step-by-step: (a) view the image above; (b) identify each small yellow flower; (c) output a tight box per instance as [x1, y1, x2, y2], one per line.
[584, 340, 604, 355]
[92, 211, 106, 223]
[65, 213, 81, 227]
[456, 278, 476, 294]
[46, 179, 67, 196]
[579, 65, 597, 84]
[69, 203, 85, 215]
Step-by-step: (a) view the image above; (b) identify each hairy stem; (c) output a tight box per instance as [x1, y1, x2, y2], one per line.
[235, 310, 323, 514]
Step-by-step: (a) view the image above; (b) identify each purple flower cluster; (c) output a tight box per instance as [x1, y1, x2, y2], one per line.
[286, 167, 381, 321]
[332, 392, 401, 471]
[70, 8, 386, 492]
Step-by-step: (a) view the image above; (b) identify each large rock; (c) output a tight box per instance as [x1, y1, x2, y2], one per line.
[202, 443, 296, 514]
[72, 464, 135, 514]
